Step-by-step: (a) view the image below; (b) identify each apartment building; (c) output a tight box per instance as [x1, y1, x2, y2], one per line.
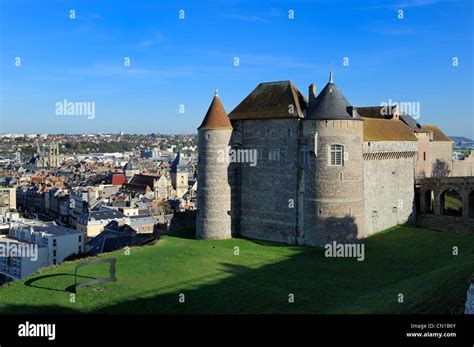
[0, 222, 85, 283]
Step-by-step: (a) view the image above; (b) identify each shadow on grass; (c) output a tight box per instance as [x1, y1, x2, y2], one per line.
[166, 226, 195, 239]
[2, 226, 473, 314]
[25, 273, 96, 293]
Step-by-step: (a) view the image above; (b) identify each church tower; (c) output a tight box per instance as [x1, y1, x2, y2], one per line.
[48, 142, 60, 167]
[302, 72, 365, 245]
[170, 151, 189, 199]
[196, 91, 233, 240]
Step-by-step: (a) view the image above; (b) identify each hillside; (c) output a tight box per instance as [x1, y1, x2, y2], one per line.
[450, 136, 474, 149]
[0, 226, 473, 314]
[450, 136, 473, 143]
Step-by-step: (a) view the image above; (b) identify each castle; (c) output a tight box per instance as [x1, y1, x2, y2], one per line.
[196, 73, 455, 246]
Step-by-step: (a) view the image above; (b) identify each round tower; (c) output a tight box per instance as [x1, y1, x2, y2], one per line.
[196, 91, 233, 240]
[302, 72, 365, 245]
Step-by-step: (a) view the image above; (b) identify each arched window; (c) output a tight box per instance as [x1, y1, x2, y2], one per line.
[441, 189, 463, 217]
[330, 145, 344, 166]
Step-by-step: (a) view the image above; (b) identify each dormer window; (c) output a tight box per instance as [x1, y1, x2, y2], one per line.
[330, 145, 344, 166]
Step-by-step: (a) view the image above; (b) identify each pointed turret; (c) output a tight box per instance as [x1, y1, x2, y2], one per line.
[307, 71, 362, 120]
[198, 94, 233, 130]
[302, 72, 365, 246]
[196, 93, 233, 240]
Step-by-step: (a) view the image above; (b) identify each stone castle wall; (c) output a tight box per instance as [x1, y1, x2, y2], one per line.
[197, 118, 428, 246]
[452, 154, 474, 177]
[196, 129, 233, 240]
[417, 214, 474, 235]
[415, 132, 432, 177]
[231, 118, 300, 244]
[362, 141, 417, 235]
[301, 119, 365, 246]
[430, 141, 453, 175]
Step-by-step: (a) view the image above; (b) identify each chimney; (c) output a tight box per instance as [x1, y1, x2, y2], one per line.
[347, 106, 359, 118]
[392, 104, 400, 119]
[308, 83, 317, 105]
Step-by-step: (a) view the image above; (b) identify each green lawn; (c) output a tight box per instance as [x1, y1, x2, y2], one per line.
[0, 226, 473, 314]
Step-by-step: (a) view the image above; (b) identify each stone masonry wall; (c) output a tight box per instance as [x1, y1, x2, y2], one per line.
[452, 154, 474, 177]
[232, 118, 300, 244]
[417, 214, 474, 235]
[430, 141, 453, 175]
[196, 129, 233, 240]
[415, 132, 431, 177]
[363, 141, 417, 235]
[301, 119, 365, 246]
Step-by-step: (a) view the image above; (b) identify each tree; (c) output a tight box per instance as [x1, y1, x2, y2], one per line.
[432, 159, 450, 177]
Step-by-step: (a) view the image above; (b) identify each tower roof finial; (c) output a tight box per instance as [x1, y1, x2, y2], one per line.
[329, 69, 334, 83]
[214, 87, 219, 97]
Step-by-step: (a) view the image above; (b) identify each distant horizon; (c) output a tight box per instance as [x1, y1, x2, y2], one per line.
[0, 131, 198, 136]
[1, 131, 473, 141]
[1, 0, 472, 137]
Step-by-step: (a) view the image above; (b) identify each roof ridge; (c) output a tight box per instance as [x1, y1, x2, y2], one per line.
[229, 80, 306, 120]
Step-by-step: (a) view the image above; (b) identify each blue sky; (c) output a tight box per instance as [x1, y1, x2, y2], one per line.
[0, 0, 472, 137]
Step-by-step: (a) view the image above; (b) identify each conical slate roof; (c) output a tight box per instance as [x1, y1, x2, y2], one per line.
[198, 94, 232, 130]
[306, 73, 362, 121]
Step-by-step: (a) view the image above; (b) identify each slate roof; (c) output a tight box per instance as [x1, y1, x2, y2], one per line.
[129, 174, 156, 189]
[399, 114, 430, 133]
[307, 80, 362, 121]
[363, 118, 418, 141]
[228, 81, 307, 120]
[122, 183, 150, 193]
[198, 95, 232, 130]
[129, 215, 156, 227]
[123, 162, 139, 170]
[356, 106, 396, 119]
[170, 152, 189, 173]
[78, 208, 127, 224]
[424, 125, 453, 142]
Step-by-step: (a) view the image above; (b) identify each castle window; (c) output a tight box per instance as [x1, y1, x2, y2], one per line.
[329, 145, 344, 166]
[299, 146, 309, 166]
[423, 152, 426, 161]
[287, 129, 292, 138]
[268, 149, 280, 161]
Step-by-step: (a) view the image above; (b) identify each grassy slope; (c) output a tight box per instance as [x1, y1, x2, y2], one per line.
[0, 226, 473, 314]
